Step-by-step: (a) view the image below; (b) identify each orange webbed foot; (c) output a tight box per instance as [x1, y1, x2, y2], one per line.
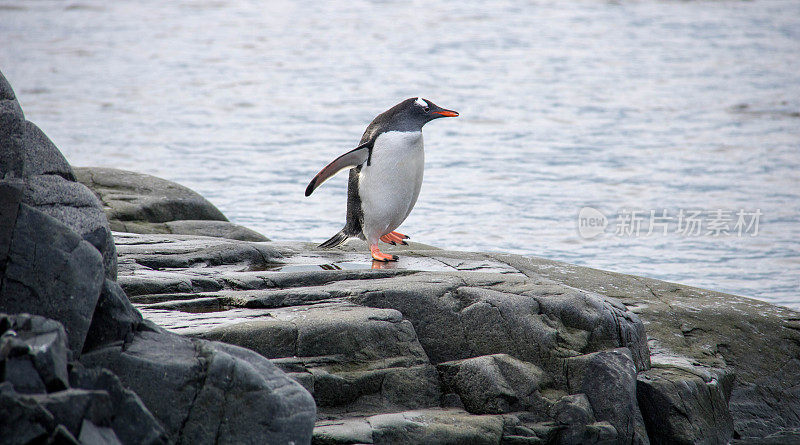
[370, 244, 398, 262]
[379, 231, 410, 245]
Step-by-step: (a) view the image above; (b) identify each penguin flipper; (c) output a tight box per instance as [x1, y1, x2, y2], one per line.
[305, 142, 371, 196]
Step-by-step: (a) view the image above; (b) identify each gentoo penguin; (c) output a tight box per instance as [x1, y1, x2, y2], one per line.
[305, 97, 458, 262]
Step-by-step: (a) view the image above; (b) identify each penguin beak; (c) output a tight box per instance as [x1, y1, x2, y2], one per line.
[433, 108, 459, 118]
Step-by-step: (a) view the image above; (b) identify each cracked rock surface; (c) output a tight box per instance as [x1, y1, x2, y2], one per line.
[113, 229, 786, 444]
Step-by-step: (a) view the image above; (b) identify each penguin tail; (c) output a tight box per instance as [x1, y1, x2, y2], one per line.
[318, 230, 350, 248]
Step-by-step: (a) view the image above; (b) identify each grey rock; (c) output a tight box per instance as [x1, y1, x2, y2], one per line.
[78, 419, 123, 445]
[82, 279, 143, 353]
[69, 364, 168, 445]
[637, 366, 734, 445]
[111, 219, 269, 241]
[0, 71, 72, 182]
[438, 354, 548, 415]
[493, 253, 800, 441]
[370, 409, 504, 445]
[115, 231, 657, 443]
[80, 327, 316, 444]
[312, 409, 506, 445]
[0, 383, 55, 445]
[0, 71, 115, 279]
[17, 174, 116, 279]
[0, 313, 69, 393]
[24, 389, 114, 439]
[0, 201, 104, 354]
[73, 166, 269, 241]
[72, 167, 227, 223]
[565, 348, 649, 445]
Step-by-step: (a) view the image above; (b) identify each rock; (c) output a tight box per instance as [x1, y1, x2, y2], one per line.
[115, 232, 657, 443]
[77, 419, 123, 445]
[637, 366, 734, 445]
[72, 167, 226, 223]
[549, 394, 623, 444]
[437, 354, 549, 415]
[68, 364, 168, 445]
[0, 313, 69, 393]
[0, 383, 56, 445]
[73, 166, 269, 241]
[17, 174, 116, 279]
[0, 196, 104, 354]
[82, 279, 143, 353]
[493, 253, 800, 441]
[0, 70, 116, 279]
[0, 314, 168, 445]
[0, 71, 317, 444]
[112, 219, 269, 242]
[80, 325, 316, 444]
[565, 348, 649, 444]
[314, 408, 504, 445]
[24, 389, 115, 439]
[0, 73, 72, 182]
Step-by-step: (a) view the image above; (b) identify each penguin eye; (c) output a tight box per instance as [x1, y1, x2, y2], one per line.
[423, 106, 430, 112]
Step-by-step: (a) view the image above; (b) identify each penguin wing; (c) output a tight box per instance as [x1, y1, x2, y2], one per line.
[305, 142, 371, 196]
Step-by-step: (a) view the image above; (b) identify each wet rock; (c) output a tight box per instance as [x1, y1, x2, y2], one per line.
[0, 197, 104, 354]
[80, 325, 316, 444]
[74, 166, 268, 241]
[637, 366, 734, 445]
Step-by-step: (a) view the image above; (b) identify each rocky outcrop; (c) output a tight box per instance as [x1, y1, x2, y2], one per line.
[492, 254, 800, 442]
[1, 76, 116, 280]
[74, 167, 268, 242]
[0, 313, 168, 444]
[112, 223, 800, 443]
[0, 69, 315, 444]
[110, 229, 753, 444]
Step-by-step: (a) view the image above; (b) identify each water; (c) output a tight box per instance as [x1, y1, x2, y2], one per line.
[2, 0, 798, 308]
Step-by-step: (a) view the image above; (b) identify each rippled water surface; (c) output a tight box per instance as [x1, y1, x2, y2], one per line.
[3, 0, 799, 307]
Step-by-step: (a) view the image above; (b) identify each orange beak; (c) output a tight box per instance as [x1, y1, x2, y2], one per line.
[433, 110, 459, 117]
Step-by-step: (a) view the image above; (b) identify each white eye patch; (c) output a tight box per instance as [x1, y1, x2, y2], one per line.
[415, 97, 428, 107]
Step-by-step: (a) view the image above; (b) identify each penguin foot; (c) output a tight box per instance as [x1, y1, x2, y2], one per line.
[370, 244, 399, 262]
[379, 231, 409, 245]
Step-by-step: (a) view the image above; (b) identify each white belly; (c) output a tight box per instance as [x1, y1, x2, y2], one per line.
[358, 131, 424, 244]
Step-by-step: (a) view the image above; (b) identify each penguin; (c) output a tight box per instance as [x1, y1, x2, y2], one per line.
[305, 97, 459, 262]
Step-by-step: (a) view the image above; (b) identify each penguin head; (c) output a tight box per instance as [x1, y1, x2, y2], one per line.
[408, 97, 459, 124]
[374, 97, 458, 133]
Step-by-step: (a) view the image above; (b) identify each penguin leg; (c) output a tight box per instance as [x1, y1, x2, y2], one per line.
[379, 232, 408, 245]
[390, 231, 409, 240]
[370, 244, 398, 262]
